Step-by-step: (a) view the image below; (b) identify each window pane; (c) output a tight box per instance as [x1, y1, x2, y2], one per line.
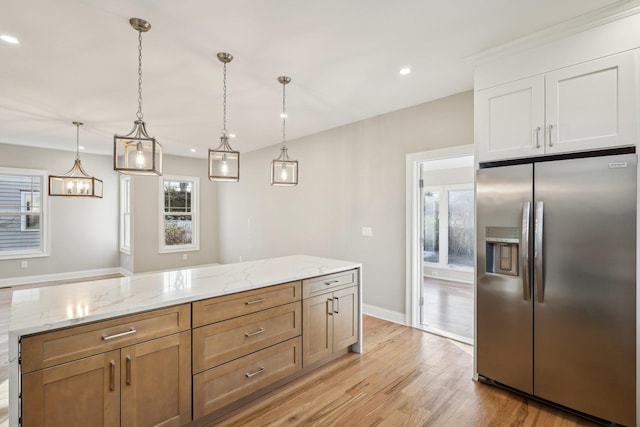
[164, 215, 192, 245]
[0, 174, 42, 254]
[164, 180, 192, 214]
[423, 191, 439, 263]
[448, 189, 474, 267]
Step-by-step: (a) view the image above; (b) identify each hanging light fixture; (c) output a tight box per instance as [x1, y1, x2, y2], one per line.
[49, 122, 104, 198]
[271, 76, 298, 186]
[114, 18, 162, 175]
[208, 52, 239, 181]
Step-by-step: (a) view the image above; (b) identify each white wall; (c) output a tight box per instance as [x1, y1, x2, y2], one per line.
[218, 90, 473, 315]
[0, 143, 120, 280]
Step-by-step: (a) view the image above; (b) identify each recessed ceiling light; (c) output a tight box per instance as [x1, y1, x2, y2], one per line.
[399, 67, 411, 75]
[79, 146, 85, 150]
[280, 112, 288, 118]
[190, 148, 196, 153]
[229, 133, 236, 138]
[0, 34, 19, 45]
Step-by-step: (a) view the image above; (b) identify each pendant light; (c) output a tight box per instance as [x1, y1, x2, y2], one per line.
[49, 122, 103, 198]
[114, 18, 162, 175]
[208, 52, 240, 181]
[271, 76, 298, 186]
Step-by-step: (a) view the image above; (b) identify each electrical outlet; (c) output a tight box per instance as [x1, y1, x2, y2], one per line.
[361, 227, 373, 237]
[182, 254, 188, 261]
[20, 260, 28, 269]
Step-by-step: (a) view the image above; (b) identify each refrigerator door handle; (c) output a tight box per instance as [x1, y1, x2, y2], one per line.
[521, 202, 531, 301]
[535, 201, 544, 303]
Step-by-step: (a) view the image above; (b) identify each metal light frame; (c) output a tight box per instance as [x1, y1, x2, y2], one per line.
[208, 52, 240, 181]
[271, 76, 298, 186]
[49, 122, 104, 198]
[114, 18, 163, 176]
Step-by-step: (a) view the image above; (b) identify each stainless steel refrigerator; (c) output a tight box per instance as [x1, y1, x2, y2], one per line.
[476, 149, 636, 426]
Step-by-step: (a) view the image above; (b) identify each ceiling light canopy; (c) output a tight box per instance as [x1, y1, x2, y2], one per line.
[271, 76, 298, 187]
[208, 52, 240, 182]
[114, 18, 163, 176]
[49, 122, 103, 198]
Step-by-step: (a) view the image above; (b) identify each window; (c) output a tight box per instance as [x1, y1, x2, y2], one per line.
[120, 176, 131, 254]
[159, 176, 199, 253]
[423, 185, 473, 268]
[0, 168, 49, 259]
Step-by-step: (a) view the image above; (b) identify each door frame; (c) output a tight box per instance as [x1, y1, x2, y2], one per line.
[405, 144, 475, 330]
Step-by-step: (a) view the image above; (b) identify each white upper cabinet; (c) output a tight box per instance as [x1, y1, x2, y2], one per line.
[476, 50, 637, 162]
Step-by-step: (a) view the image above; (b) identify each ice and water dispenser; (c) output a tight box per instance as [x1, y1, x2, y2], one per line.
[485, 226, 520, 276]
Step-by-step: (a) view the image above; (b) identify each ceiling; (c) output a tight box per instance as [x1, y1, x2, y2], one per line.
[0, 0, 633, 158]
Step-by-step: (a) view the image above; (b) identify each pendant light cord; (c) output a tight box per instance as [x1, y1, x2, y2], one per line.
[136, 30, 144, 120]
[282, 82, 286, 147]
[75, 122, 81, 160]
[222, 61, 227, 136]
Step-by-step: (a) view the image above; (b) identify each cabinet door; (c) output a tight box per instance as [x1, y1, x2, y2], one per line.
[302, 293, 334, 366]
[21, 350, 120, 427]
[332, 286, 359, 351]
[475, 76, 545, 162]
[121, 332, 191, 427]
[545, 50, 636, 154]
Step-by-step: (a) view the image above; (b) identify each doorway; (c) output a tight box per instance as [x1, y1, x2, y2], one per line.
[405, 145, 475, 345]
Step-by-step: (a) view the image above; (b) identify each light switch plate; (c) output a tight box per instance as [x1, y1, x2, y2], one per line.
[361, 227, 373, 237]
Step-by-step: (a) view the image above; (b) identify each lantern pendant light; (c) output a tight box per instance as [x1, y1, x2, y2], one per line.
[114, 18, 162, 175]
[49, 122, 104, 198]
[208, 52, 240, 181]
[271, 76, 298, 186]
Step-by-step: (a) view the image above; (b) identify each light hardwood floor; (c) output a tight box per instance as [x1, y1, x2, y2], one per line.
[0, 288, 597, 426]
[421, 277, 474, 342]
[213, 316, 597, 426]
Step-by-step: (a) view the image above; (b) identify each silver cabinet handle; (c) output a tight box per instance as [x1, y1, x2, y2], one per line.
[109, 360, 116, 391]
[245, 367, 266, 378]
[535, 201, 544, 303]
[535, 127, 541, 148]
[521, 202, 531, 301]
[327, 298, 333, 316]
[333, 296, 340, 314]
[548, 125, 554, 147]
[245, 298, 266, 305]
[324, 280, 339, 286]
[102, 327, 136, 341]
[245, 327, 265, 337]
[125, 355, 132, 385]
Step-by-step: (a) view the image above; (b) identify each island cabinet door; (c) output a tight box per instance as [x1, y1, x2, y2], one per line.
[120, 331, 192, 427]
[302, 293, 334, 366]
[332, 286, 359, 351]
[21, 350, 120, 427]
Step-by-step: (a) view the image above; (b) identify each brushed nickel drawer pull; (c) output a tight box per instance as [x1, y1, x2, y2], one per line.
[109, 360, 115, 391]
[245, 327, 266, 337]
[245, 367, 266, 378]
[102, 327, 137, 341]
[324, 280, 340, 286]
[334, 296, 340, 314]
[245, 298, 266, 305]
[126, 355, 132, 385]
[327, 298, 334, 316]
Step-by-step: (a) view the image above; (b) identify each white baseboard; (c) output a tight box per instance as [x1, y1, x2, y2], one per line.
[0, 267, 125, 288]
[362, 303, 406, 326]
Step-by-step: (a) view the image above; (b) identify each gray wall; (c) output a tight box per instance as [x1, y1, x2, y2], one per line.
[0, 143, 120, 279]
[130, 154, 219, 273]
[218, 90, 473, 315]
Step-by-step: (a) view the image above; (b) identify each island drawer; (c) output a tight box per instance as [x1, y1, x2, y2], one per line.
[302, 269, 359, 299]
[21, 304, 191, 373]
[192, 281, 301, 327]
[193, 301, 301, 373]
[193, 336, 302, 419]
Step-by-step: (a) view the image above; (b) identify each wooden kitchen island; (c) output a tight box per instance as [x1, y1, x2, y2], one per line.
[8, 255, 362, 427]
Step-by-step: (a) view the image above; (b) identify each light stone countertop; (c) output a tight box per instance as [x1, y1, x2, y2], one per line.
[9, 254, 361, 337]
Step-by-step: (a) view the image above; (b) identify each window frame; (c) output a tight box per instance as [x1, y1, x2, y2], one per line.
[119, 176, 131, 255]
[158, 175, 199, 254]
[0, 167, 50, 260]
[423, 183, 474, 271]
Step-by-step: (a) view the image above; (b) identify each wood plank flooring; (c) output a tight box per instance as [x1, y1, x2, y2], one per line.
[421, 277, 474, 342]
[213, 316, 596, 426]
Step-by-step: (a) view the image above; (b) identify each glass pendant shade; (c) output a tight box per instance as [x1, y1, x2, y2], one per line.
[49, 122, 103, 198]
[208, 134, 239, 181]
[114, 120, 163, 175]
[271, 146, 298, 186]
